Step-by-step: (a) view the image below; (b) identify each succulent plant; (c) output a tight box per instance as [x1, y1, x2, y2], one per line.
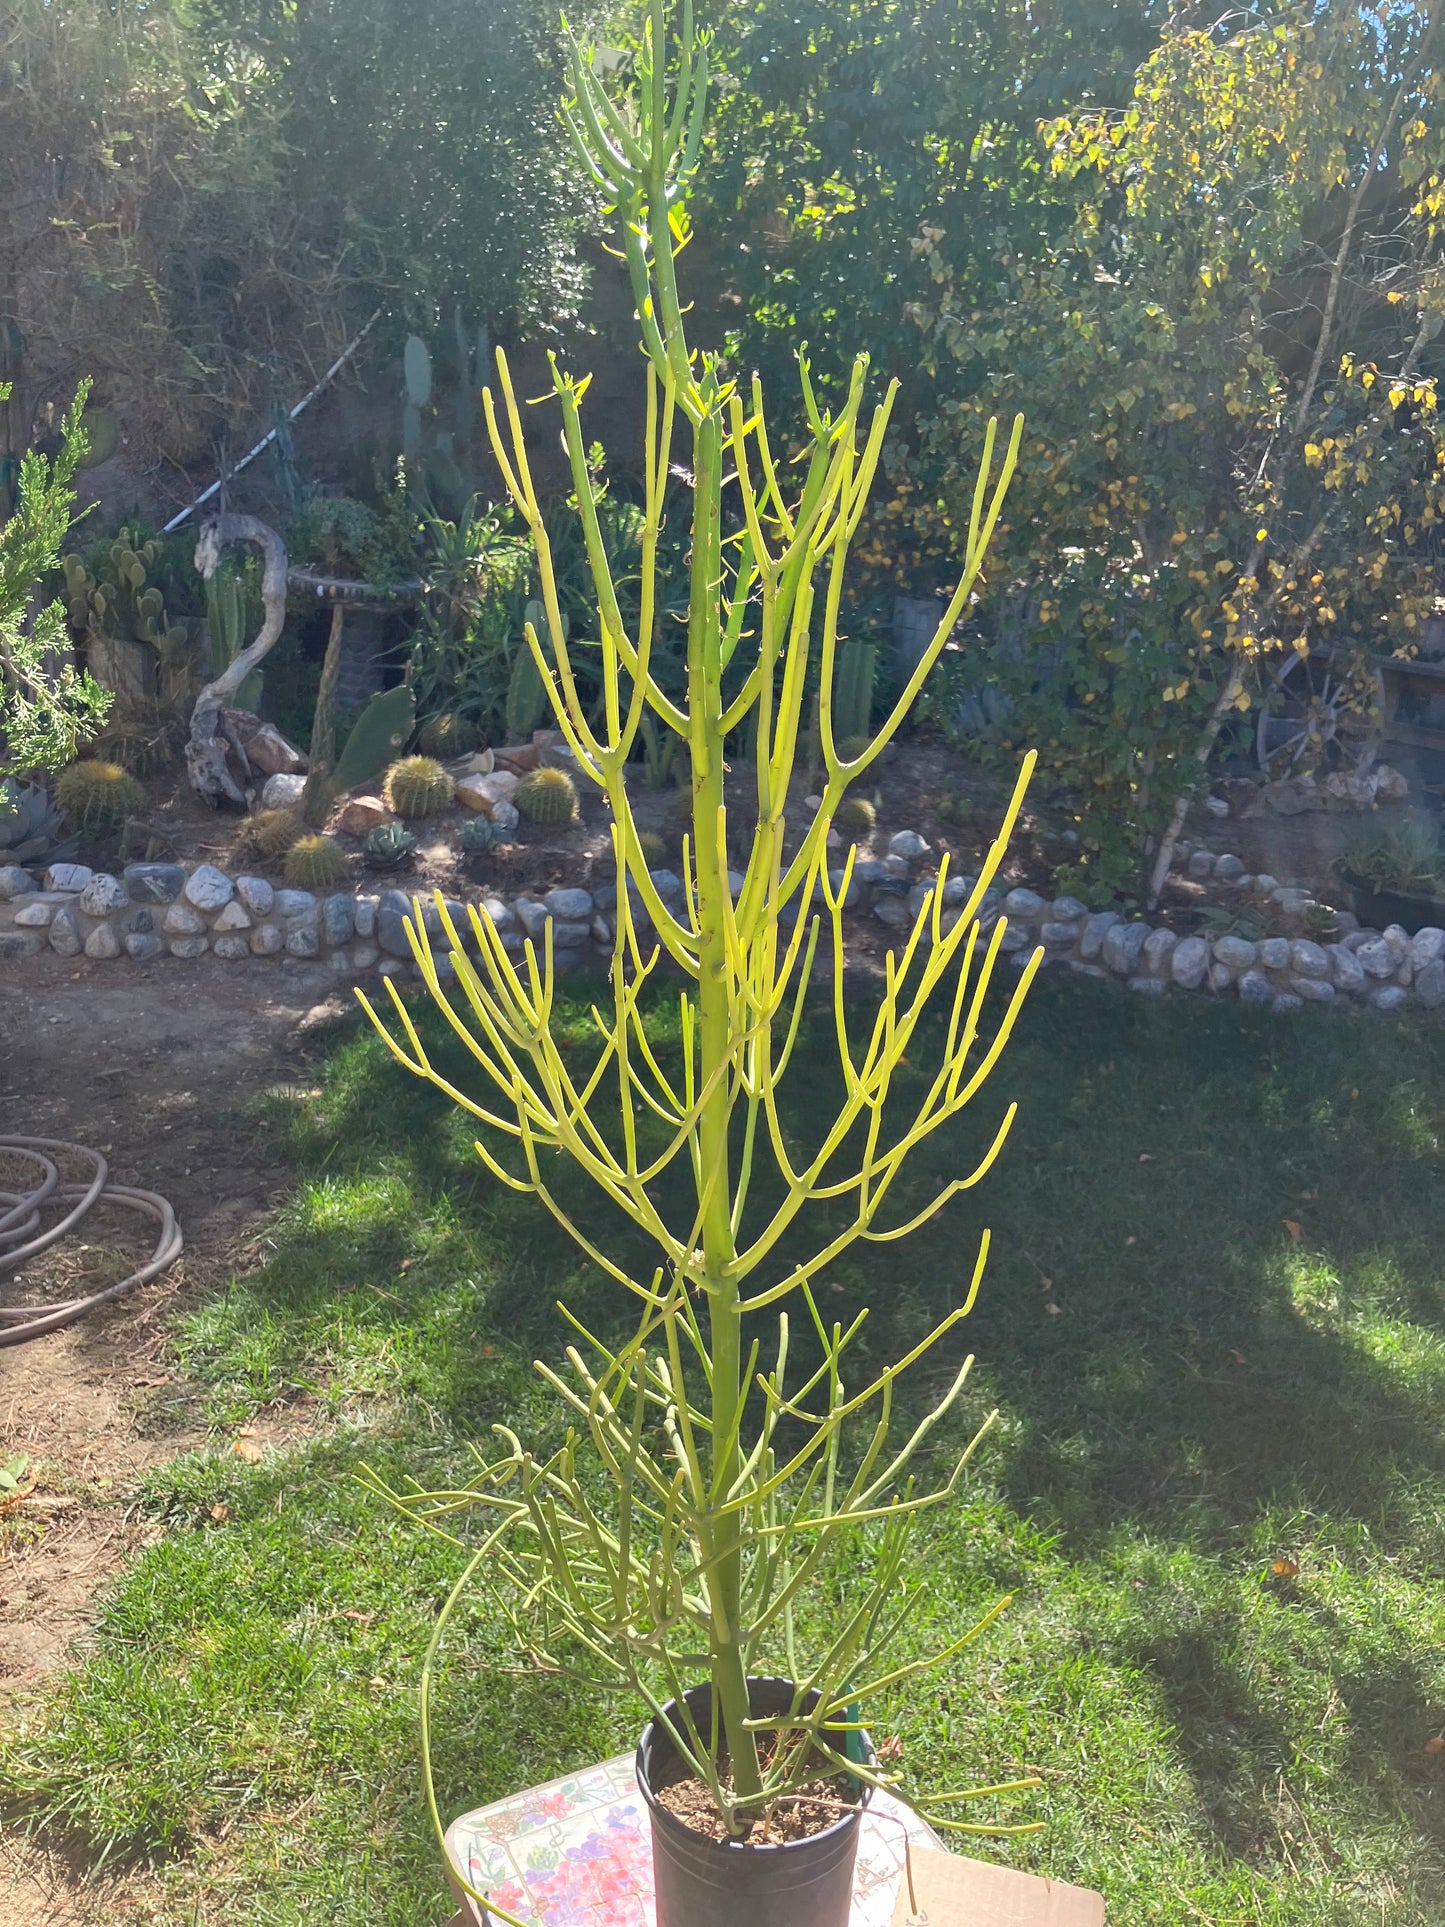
[458, 815, 497, 855]
[834, 795, 876, 839]
[63, 531, 190, 669]
[506, 624, 551, 741]
[417, 712, 482, 759]
[384, 755, 456, 818]
[54, 759, 146, 833]
[330, 684, 418, 797]
[238, 807, 303, 860]
[836, 734, 873, 763]
[364, 820, 419, 870]
[832, 636, 877, 742]
[515, 765, 578, 825]
[284, 833, 350, 889]
[0, 780, 79, 866]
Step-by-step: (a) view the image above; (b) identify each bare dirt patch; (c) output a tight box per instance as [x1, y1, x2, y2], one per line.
[0, 953, 355, 1923]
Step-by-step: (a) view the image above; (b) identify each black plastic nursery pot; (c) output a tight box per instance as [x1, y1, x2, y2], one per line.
[636, 1676, 872, 1927]
[1336, 868, 1445, 937]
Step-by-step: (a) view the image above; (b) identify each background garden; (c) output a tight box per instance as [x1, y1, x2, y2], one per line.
[1, 1, 1444, 1923]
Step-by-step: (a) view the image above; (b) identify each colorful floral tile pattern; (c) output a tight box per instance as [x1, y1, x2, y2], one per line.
[445, 1754, 941, 1926]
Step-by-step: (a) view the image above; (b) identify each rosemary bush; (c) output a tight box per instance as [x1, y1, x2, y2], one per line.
[361, 4, 1038, 1905]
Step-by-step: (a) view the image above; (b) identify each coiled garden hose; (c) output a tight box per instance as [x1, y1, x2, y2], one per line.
[0, 1136, 182, 1348]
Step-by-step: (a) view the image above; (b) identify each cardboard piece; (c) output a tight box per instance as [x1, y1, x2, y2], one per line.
[890, 1846, 1104, 1926]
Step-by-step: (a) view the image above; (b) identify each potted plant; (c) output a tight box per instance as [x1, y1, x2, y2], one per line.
[1337, 821, 1445, 934]
[360, 9, 1040, 1923]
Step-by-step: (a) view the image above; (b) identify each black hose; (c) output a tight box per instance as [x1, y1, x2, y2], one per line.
[0, 1136, 183, 1348]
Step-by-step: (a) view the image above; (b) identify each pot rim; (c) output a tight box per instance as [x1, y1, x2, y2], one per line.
[635, 1676, 873, 1857]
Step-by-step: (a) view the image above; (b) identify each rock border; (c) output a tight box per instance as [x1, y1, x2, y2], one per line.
[2, 840, 1441, 1016]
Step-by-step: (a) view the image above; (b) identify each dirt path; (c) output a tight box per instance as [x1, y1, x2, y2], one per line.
[0, 952, 355, 1924]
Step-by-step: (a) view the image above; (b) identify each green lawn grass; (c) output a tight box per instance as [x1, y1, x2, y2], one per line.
[4, 975, 1443, 1925]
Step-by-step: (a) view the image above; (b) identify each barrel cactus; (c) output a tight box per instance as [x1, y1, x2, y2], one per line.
[515, 766, 577, 824]
[384, 756, 455, 819]
[54, 760, 145, 833]
[458, 815, 497, 855]
[238, 808, 303, 860]
[834, 795, 876, 840]
[364, 820, 418, 870]
[284, 833, 349, 889]
[417, 712, 481, 759]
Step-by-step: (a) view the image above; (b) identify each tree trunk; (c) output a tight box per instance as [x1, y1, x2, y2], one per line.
[186, 514, 288, 808]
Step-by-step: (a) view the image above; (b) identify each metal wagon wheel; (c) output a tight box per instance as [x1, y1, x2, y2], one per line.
[1256, 648, 1384, 778]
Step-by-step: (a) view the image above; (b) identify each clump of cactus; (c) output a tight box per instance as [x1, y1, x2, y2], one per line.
[384, 755, 455, 818]
[937, 793, 974, 826]
[0, 780, 79, 866]
[284, 834, 349, 888]
[63, 532, 190, 677]
[635, 829, 666, 868]
[364, 820, 418, 870]
[834, 795, 876, 840]
[515, 765, 578, 824]
[836, 734, 873, 763]
[458, 815, 497, 855]
[417, 712, 481, 759]
[54, 759, 145, 833]
[238, 808, 303, 860]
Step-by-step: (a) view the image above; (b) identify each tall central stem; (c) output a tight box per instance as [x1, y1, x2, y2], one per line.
[688, 406, 764, 1811]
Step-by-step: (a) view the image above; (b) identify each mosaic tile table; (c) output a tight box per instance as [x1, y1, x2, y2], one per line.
[443, 1752, 940, 1926]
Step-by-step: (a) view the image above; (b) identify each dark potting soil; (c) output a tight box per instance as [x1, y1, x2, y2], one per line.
[653, 1743, 860, 1845]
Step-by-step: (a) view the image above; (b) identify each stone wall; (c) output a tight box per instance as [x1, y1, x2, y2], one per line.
[2, 838, 1442, 1016]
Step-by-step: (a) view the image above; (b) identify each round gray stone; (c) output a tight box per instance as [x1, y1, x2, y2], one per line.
[1214, 854, 1245, 882]
[827, 868, 863, 910]
[213, 934, 251, 960]
[1129, 976, 1166, 996]
[513, 897, 549, 941]
[377, 906, 412, 957]
[1212, 935, 1257, 971]
[1101, 920, 1150, 977]
[491, 800, 520, 833]
[1356, 939, 1397, 980]
[122, 862, 185, 903]
[1289, 974, 1335, 1004]
[235, 874, 275, 916]
[351, 943, 380, 970]
[78, 873, 127, 917]
[1369, 984, 1408, 1013]
[887, 830, 930, 861]
[1272, 992, 1304, 1013]
[1327, 945, 1366, 993]
[1415, 960, 1445, 1008]
[1289, 940, 1330, 980]
[213, 901, 252, 933]
[0, 865, 36, 899]
[1237, 969, 1271, 1005]
[250, 923, 284, 956]
[12, 900, 53, 927]
[1002, 887, 1047, 919]
[353, 896, 377, 939]
[47, 906, 81, 956]
[46, 863, 92, 894]
[1208, 962, 1235, 992]
[261, 772, 306, 809]
[874, 895, 910, 928]
[163, 902, 206, 937]
[273, 889, 317, 919]
[1259, 937, 1292, 971]
[545, 887, 594, 921]
[1141, 926, 1178, 976]
[1049, 896, 1089, 922]
[1041, 920, 1083, 949]
[285, 925, 320, 958]
[183, 864, 234, 913]
[321, 894, 355, 948]
[1171, 935, 1210, 990]
[168, 936, 209, 959]
[83, 922, 120, 960]
[1188, 849, 1216, 879]
[1079, 910, 1121, 961]
[1409, 925, 1445, 970]
[124, 932, 164, 961]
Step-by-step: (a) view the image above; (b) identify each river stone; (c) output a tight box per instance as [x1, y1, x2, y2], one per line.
[490, 800, 521, 833]
[552, 919, 591, 949]
[1408, 925, 1445, 970]
[213, 935, 251, 960]
[888, 830, 930, 861]
[1341, 929, 1377, 952]
[1078, 910, 1121, 961]
[1171, 935, 1209, 990]
[285, 924, 319, 958]
[12, 900, 52, 927]
[353, 896, 377, 939]
[1259, 938, 1291, 971]
[1369, 984, 1408, 1013]
[874, 895, 911, 928]
[648, 869, 685, 903]
[1415, 960, 1445, 1008]
[47, 905, 81, 955]
[513, 897, 549, 942]
[1253, 873, 1279, 896]
[1003, 887, 1047, 919]
[1042, 920, 1083, 948]
[1289, 940, 1330, 980]
[1356, 939, 1396, 979]
[321, 894, 355, 947]
[182, 864, 233, 913]
[213, 901, 252, 933]
[998, 923, 1031, 953]
[261, 771, 306, 809]
[274, 889, 316, 918]
[122, 862, 185, 903]
[828, 868, 863, 910]
[1289, 974, 1334, 1003]
[1050, 896, 1089, 922]
[1212, 935, 1257, 971]
[1272, 993, 1304, 1013]
[78, 873, 127, 917]
[1141, 927, 1178, 976]
[0, 865, 36, 899]
[1208, 962, 1235, 992]
[1396, 960, 1415, 988]
[1187, 849, 1216, 879]
[124, 932, 163, 961]
[1214, 854, 1245, 882]
[250, 923, 283, 956]
[163, 902, 206, 936]
[1237, 969, 1271, 1005]
[545, 887, 594, 922]
[478, 897, 515, 934]
[351, 944, 380, 970]
[1101, 920, 1150, 977]
[1382, 923, 1411, 959]
[83, 922, 120, 959]
[125, 907, 154, 935]
[591, 915, 613, 945]
[47, 863, 92, 894]
[168, 936, 208, 959]
[236, 875, 275, 916]
[1069, 960, 1107, 979]
[1129, 976, 1165, 996]
[1327, 944, 1366, 993]
[852, 860, 890, 887]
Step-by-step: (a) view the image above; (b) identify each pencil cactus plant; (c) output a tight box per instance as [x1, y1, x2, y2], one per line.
[361, 5, 1035, 1915]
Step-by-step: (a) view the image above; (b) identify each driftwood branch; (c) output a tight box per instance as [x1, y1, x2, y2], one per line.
[186, 513, 288, 807]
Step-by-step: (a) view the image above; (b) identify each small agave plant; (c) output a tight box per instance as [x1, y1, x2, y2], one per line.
[0, 779, 79, 867]
[363, 819, 418, 871]
[458, 815, 497, 855]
